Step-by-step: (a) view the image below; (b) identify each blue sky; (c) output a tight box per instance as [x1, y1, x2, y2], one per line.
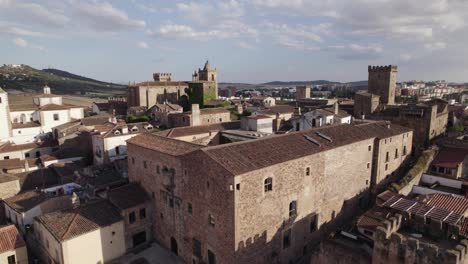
[1, 0, 468, 83]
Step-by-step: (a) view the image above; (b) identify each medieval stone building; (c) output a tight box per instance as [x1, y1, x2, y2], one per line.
[127, 61, 218, 108]
[368, 65, 397, 105]
[126, 121, 412, 264]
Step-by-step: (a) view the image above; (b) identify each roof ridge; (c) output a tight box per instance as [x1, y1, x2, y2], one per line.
[61, 210, 80, 240]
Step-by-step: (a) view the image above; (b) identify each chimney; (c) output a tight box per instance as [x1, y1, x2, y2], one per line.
[109, 109, 117, 124]
[71, 192, 80, 209]
[334, 102, 339, 115]
[192, 104, 201, 126]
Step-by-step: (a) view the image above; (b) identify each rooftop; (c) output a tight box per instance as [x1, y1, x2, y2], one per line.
[431, 147, 468, 169]
[4, 191, 49, 212]
[108, 183, 149, 210]
[0, 140, 57, 154]
[127, 133, 203, 156]
[0, 225, 25, 254]
[36, 200, 122, 242]
[134, 81, 189, 87]
[156, 121, 241, 138]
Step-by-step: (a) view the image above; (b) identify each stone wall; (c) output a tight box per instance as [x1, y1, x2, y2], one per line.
[368, 65, 397, 105]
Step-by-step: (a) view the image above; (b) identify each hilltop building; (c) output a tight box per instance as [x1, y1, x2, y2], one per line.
[0, 86, 84, 144]
[127, 60, 218, 108]
[126, 121, 412, 264]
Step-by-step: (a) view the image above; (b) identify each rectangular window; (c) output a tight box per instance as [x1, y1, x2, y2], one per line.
[129, 212, 136, 224]
[385, 152, 389, 162]
[25, 153, 30, 158]
[188, 203, 193, 214]
[385, 164, 388, 171]
[403, 146, 407, 156]
[289, 201, 297, 217]
[283, 229, 291, 249]
[367, 163, 370, 169]
[115, 146, 120, 155]
[395, 149, 399, 159]
[139, 208, 146, 219]
[305, 167, 310, 176]
[53, 113, 59, 121]
[7, 255, 15, 264]
[193, 238, 202, 257]
[35, 151, 40, 157]
[208, 249, 216, 264]
[368, 145, 372, 151]
[236, 183, 240, 190]
[4, 156, 9, 160]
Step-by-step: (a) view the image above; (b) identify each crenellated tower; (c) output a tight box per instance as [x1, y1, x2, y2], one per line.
[368, 65, 398, 105]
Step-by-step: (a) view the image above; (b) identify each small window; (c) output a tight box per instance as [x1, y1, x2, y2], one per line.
[236, 183, 240, 190]
[18, 130, 21, 134]
[289, 201, 297, 217]
[403, 146, 407, 156]
[143, 161, 147, 169]
[385, 152, 389, 162]
[368, 145, 372, 151]
[139, 208, 146, 219]
[305, 167, 310, 176]
[283, 229, 291, 249]
[35, 151, 40, 157]
[367, 163, 370, 169]
[129, 212, 136, 224]
[115, 146, 120, 155]
[385, 164, 388, 171]
[193, 238, 202, 257]
[394, 149, 399, 159]
[53, 113, 59, 121]
[3, 156, 9, 160]
[264, 177, 273, 192]
[366, 180, 369, 185]
[209, 214, 215, 226]
[25, 153, 30, 158]
[7, 255, 15, 264]
[188, 203, 193, 214]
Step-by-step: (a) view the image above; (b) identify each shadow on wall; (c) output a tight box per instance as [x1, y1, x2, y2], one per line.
[234, 190, 372, 264]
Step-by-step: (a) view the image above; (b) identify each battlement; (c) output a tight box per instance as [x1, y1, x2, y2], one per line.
[373, 212, 468, 264]
[153, 72, 172, 82]
[368, 65, 398, 72]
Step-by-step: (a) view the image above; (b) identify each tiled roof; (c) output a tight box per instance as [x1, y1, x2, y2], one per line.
[127, 133, 203, 156]
[199, 108, 230, 115]
[9, 103, 38, 111]
[93, 102, 110, 111]
[36, 200, 122, 242]
[157, 121, 241, 138]
[39, 104, 79, 111]
[150, 103, 183, 112]
[108, 183, 149, 210]
[202, 124, 373, 175]
[255, 105, 295, 115]
[423, 193, 468, 215]
[0, 140, 57, 154]
[15, 168, 61, 192]
[355, 121, 412, 139]
[11, 121, 41, 129]
[247, 115, 273, 120]
[0, 174, 19, 184]
[0, 225, 25, 253]
[81, 114, 111, 126]
[4, 191, 48, 212]
[431, 147, 468, 169]
[356, 208, 389, 230]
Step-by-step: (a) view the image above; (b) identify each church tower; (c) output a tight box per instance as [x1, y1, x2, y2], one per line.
[0, 87, 12, 142]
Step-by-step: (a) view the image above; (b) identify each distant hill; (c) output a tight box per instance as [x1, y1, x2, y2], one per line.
[0, 64, 126, 95]
[220, 80, 368, 88]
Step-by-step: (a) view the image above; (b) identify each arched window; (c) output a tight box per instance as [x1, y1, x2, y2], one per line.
[264, 177, 273, 192]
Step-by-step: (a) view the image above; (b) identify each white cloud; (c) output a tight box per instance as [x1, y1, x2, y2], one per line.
[400, 53, 414, 61]
[236, 41, 254, 49]
[0, 1, 69, 28]
[326, 43, 383, 60]
[177, 0, 245, 25]
[149, 23, 234, 40]
[424, 42, 447, 51]
[137, 41, 149, 49]
[276, 36, 320, 51]
[75, 1, 146, 31]
[13, 37, 27, 48]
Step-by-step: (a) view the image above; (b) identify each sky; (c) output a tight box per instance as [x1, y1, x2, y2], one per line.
[1, 0, 468, 84]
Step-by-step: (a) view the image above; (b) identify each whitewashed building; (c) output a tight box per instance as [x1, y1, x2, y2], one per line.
[291, 103, 352, 131]
[0, 86, 84, 144]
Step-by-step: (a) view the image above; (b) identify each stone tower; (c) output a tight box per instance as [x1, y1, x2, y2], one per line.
[193, 60, 217, 83]
[296, 85, 311, 100]
[368, 65, 397, 105]
[0, 87, 12, 142]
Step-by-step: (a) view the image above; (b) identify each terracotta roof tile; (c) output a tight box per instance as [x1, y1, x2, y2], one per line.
[424, 193, 468, 215]
[4, 191, 49, 212]
[431, 147, 468, 169]
[157, 121, 241, 138]
[108, 183, 149, 210]
[0, 140, 57, 154]
[0, 225, 25, 254]
[127, 133, 203, 156]
[36, 200, 122, 242]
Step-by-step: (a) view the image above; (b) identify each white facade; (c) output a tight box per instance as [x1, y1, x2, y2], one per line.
[0, 87, 84, 144]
